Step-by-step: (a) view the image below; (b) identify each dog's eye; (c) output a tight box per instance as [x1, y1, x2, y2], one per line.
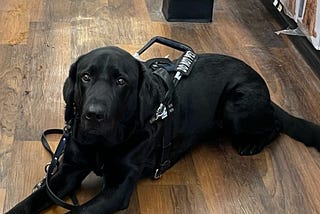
[116, 78, 127, 86]
[81, 73, 91, 83]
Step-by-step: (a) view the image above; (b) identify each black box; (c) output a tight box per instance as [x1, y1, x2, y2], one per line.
[162, 0, 214, 22]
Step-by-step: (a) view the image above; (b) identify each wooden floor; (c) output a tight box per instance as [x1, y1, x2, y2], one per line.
[1, 0, 320, 213]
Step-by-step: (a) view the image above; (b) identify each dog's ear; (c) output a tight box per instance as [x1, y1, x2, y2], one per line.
[137, 61, 160, 126]
[63, 62, 77, 123]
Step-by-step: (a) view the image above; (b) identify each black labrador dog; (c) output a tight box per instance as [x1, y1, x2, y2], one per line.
[7, 46, 320, 213]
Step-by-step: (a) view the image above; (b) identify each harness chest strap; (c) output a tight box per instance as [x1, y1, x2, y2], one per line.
[150, 51, 198, 179]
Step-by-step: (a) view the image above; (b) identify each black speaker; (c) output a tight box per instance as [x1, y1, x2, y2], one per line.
[162, 0, 214, 22]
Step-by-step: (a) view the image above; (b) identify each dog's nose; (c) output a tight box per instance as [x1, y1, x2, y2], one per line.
[84, 104, 105, 122]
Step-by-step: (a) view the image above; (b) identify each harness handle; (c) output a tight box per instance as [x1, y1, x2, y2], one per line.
[134, 36, 193, 57]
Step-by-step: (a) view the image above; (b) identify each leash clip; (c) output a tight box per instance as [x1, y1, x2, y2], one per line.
[154, 160, 171, 179]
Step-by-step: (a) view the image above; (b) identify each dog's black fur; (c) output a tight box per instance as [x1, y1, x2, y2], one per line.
[7, 46, 320, 213]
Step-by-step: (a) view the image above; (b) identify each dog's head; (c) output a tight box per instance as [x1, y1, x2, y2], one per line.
[63, 47, 157, 147]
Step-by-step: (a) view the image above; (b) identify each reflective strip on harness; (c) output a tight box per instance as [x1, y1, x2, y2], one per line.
[174, 50, 197, 81]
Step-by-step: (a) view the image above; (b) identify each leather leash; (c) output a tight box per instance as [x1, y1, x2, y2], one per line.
[33, 123, 80, 210]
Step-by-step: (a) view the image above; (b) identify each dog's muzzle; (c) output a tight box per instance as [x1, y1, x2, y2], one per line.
[83, 103, 107, 123]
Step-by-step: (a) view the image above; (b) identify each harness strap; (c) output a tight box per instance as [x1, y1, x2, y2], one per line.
[153, 68, 174, 92]
[145, 58, 175, 72]
[148, 50, 198, 179]
[154, 116, 174, 179]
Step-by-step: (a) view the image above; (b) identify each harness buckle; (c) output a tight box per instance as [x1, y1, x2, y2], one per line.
[154, 160, 171, 179]
[154, 169, 162, 179]
[150, 103, 168, 123]
[45, 159, 59, 175]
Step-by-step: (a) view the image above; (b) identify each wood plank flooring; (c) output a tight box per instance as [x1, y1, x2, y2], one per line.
[1, 0, 320, 213]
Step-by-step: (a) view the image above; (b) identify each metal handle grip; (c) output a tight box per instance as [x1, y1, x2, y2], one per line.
[136, 36, 193, 56]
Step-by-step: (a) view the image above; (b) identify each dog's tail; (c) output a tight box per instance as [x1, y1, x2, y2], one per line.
[272, 102, 320, 150]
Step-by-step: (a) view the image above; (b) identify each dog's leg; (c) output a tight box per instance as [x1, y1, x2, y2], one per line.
[6, 163, 90, 214]
[67, 137, 154, 214]
[225, 107, 280, 155]
[66, 164, 140, 214]
[222, 84, 281, 155]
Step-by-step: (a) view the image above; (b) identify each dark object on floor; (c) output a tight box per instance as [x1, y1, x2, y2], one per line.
[162, 0, 214, 22]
